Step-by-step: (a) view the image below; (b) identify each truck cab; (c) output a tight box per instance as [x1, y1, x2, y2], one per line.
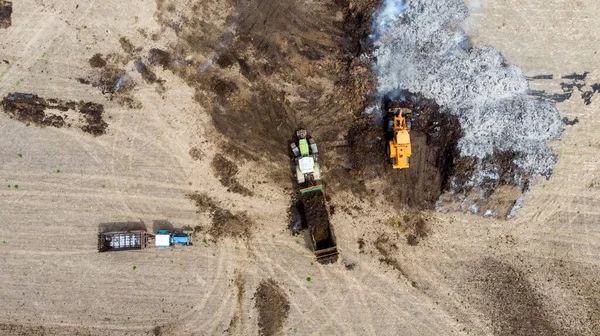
[155, 230, 192, 248]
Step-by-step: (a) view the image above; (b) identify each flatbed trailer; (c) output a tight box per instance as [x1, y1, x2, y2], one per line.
[97, 230, 150, 252]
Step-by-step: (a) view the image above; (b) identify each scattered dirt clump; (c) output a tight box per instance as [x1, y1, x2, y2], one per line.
[187, 192, 253, 240]
[358, 238, 365, 253]
[254, 279, 290, 336]
[79, 102, 108, 135]
[388, 212, 430, 246]
[148, 48, 171, 69]
[86, 53, 141, 106]
[119, 36, 140, 54]
[99, 66, 129, 95]
[88, 53, 107, 68]
[0, 0, 12, 29]
[374, 234, 409, 278]
[210, 208, 253, 240]
[188, 147, 203, 161]
[134, 60, 162, 84]
[2, 93, 108, 135]
[187, 192, 219, 212]
[211, 154, 253, 196]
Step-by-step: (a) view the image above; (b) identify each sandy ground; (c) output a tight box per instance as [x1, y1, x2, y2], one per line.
[0, 0, 599, 335]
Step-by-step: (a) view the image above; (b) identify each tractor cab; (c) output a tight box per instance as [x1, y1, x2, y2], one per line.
[291, 130, 321, 185]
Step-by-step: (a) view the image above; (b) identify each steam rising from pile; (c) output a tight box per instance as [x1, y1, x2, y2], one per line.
[372, 0, 562, 189]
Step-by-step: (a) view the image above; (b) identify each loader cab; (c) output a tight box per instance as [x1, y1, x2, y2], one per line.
[386, 107, 412, 169]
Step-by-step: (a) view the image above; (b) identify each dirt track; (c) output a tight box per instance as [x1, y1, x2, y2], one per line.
[0, 0, 599, 335]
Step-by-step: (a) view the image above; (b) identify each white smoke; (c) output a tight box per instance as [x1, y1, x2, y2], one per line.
[373, 0, 407, 33]
[371, 0, 562, 182]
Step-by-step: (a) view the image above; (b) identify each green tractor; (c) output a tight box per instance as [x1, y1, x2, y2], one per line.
[290, 130, 321, 186]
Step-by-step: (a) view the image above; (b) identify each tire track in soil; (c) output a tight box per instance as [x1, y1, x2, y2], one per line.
[270, 258, 364, 334]
[251, 238, 320, 332]
[169, 245, 232, 335]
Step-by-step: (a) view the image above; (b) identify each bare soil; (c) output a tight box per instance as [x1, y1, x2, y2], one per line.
[467, 258, 578, 336]
[188, 192, 254, 240]
[1, 0, 599, 335]
[0, 1, 12, 29]
[88, 53, 107, 68]
[348, 93, 462, 208]
[2, 93, 107, 135]
[150, 0, 378, 168]
[211, 153, 253, 196]
[374, 234, 408, 278]
[226, 271, 246, 334]
[254, 279, 290, 336]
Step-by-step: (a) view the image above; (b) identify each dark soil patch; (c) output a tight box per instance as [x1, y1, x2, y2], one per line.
[188, 147, 203, 161]
[88, 53, 107, 68]
[0, 323, 46, 336]
[389, 212, 430, 246]
[562, 117, 579, 126]
[470, 258, 578, 336]
[210, 208, 253, 239]
[100, 66, 130, 95]
[79, 102, 108, 135]
[412, 216, 427, 237]
[188, 192, 219, 212]
[119, 36, 140, 54]
[254, 279, 290, 336]
[148, 48, 171, 69]
[348, 93, 462, 209]
[151, 0, 377, 176]
[374, 234, 416, 283]
[187, 192, 253, 240]
[0, 1, 12, 29]
[358, 238, 365, 253]
[2, 93, 107, 135]
[211, 154, 253, 196]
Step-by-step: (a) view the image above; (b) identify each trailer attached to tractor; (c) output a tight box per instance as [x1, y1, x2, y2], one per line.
[291, 130, 339, 264]
[98, 228, 192, 252]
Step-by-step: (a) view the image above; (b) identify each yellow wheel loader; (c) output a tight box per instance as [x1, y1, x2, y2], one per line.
[386, 107, 412, 169]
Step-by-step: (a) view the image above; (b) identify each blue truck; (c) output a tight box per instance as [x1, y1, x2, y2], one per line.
[154, 230, 193, 248]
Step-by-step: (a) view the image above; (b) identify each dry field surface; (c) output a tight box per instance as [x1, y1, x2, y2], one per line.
[0, 0, 599, 335]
